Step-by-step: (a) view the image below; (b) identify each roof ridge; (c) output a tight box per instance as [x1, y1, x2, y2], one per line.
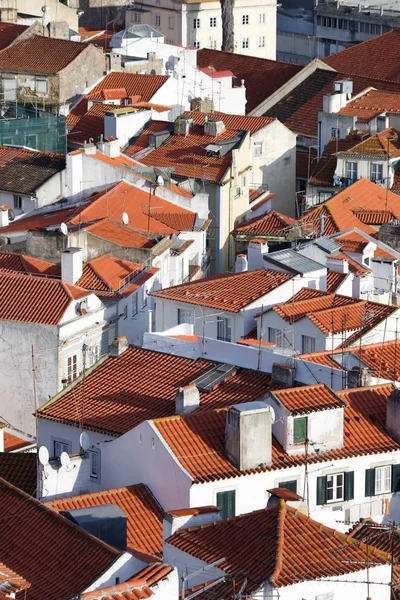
[270, 499, 286, 585]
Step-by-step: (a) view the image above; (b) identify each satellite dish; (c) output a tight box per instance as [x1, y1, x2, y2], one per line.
[7, 209, 15, 222]
[266, 405, 276, 424]
[80, 431, 90, 451]
[157, 175, 164, 186]
[153, 167, 168, 182]
[60, 222, 68, 236]
[38, 445, 49, 466]
[122, 212, 129, 225]
[165, 61, 173, 72]
[60, 452, 71, 469]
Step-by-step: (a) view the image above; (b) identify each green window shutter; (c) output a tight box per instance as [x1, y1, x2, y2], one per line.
[392, 464, 400, 493]
[279, 480, 297, 494]
[100, 329, 109, 356]
[365, 468, 376, 496]
[216, 490, 236, 519]
[316, 475, 327, 505]
[293, 416, 307, 444]
[344, 471, 354, 501]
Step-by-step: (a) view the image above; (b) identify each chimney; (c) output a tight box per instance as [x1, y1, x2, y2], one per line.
[103, 138, 120, 158]
[247, 240, 268, 270]
[204, 119, 225, 137]
[225, 401, 272, 471]
[0, 423, 4, 452]
[347, 367, 371, 389]
[163, 506, 221, 540]
[175, 384, 200, 414]
[61, 248, 83, 284]
[174, 117, 192, 136]
[97, 133, 106, 154]
[83, 140, 97, 155]
[272, 363, 295, 387]
[109, 336, 129, 357]
[386, 388, 400, 444]
[0, 205, 9, 228]
[327, 257, 349, 274]
[235, 253, 248, 273]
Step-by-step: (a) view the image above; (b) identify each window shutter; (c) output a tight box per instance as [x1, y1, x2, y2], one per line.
[391, 464, 400, 493]
[216, 490, 236, 519]
[316, 476, 327, 505]
[100, 329, 109, 356]
[293, 417, 307, 444]
[279, 480, 297, 494]
[344, 471, 354, 501]
[365, 468, 376, 496]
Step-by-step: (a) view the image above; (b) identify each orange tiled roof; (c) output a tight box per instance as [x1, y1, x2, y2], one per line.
[151, 269, 292, 312]
[154, 383, 397, 482]
[308, 299, 396, 336]
[352, 208, 398, 225]
[0, 476, 120, 600]
[338, 89, 400, 122]
[299, 178, 400, 236]
[308, 137, 357, 187]
[233, 211, 295, 239]
[337, 128, 400, 158]
[328, 252, 371, 276]
[326, 271, 348, 293]
[374, 246, 396, 259]
[125, 121, 245, 183]
[0, 562, 30, 596]
[45, 485, 165, 559]
[3, 432, 33, 452]
[334, 230, 370, 253]
[349, 520, 400, 561]
[271, 292, 356, 323]
[166, 500, 390, 595]
[86, 219, 156, 249]
[0, 252, 60, 276]
[0, 271, 88, 324]
[0, 453, 36, 495]
[183, 110, 275, 133]
[272, 383, 345, 415]
[0, 23, 27, 51]
[38, 346, 278, 435]
[0, 36, 89, 74]
[87, 72, 168, 102]
[68, 103, 114, 146]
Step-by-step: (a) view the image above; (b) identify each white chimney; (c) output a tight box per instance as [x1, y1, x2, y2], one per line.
[235, 253, 248, 273]
[109, 336, 129, 357]
[204, 119, 225, 137]
[247, 240, 268, 270]
[163, 506, 221, 541]
[323, 93, 347, 114]
[61, 247, 83, 284]
[175, 384, 200, 415]
[66, 150, 83, 199]
[83, 141, 97, 155]
[0, 205, 9, 227]
[225, 401, 272, 471]
[326, 257, 349, 274]
[103, 138, 120, 158]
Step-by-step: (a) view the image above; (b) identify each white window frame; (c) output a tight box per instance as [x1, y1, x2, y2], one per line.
[67, 354, 78, 383]
[242, 14, 249, 25]
[345, 161, 358, 182]
[268, 327, 283, 347]
[193, 18, 200, 29]
[258, 36, 265, 48]
[241, 37, 249, 49]
[132, 293, 138, 317]
[178, 307, 194, 325]
[370, 163, 383, 182]
[259, 13, 266, 24]
[254, 142, 263, 156]
[89, 450, 100, 479]
[217, 317, 232, 342]
[326, 472, 344, 503]
[35, 77, 48, 94]
[375, 465, 392, 494]
[331, 127, 340, 138]
[141, 286, 147, 308]
[155, 14, 161, 26]
[209, 17, 217, 27]
[53, 439, 70, 457]
[301, 335, 316, 354]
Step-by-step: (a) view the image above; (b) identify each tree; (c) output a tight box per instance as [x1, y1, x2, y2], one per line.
[221, 0, 235, 52]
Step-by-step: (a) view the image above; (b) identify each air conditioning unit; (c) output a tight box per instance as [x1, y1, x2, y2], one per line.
[76, 298, 89, 316]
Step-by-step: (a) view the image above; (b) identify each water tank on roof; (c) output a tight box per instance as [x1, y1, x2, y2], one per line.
[60, 504, 127, 551]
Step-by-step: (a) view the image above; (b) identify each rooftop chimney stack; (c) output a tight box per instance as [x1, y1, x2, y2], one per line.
[61, 247, 83, 284]
[175, 384, 200, 414]
[0, 205, 9, 228]
[163, 506, 221, 540]
[109, 336, 129, 357]
[386, 388, 400, 444]
[247, 240, 268, 270]
[235, 253, 248, 273]
[204, 119, 225, 137]
[174, 117, 193, 137]
[225, 401, 272, 471]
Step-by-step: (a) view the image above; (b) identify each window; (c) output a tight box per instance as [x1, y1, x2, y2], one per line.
[268, 327, 283, 347]
[318, 191, 333, 203]
[193, 18, 200, 29]
[178, 308, 194, 325]
[327, 472, 344, 502]
[89, 450, 100, 479]
[365, 465, 400, 496]
[210, 17, 217, 27]
[364, 256, 370, 266]
[13, 194, 22, 210]
[67, 354, 78, 383]
[141, 286, 147, 308]
[293, 416, 307, 444]
[317, 472, 354, 505]
[242, 14, 249, 25]
[169, 16, 174, 28]
[180, 258, 185, 283]
[242, 175, 246, 188]
[278, 480, 297, 494]
[35, 77, 48, 94]
[54, 440, 70, 457]
[87, 344, 99, 367]
[377, 116, 387, 132]
[301, 335, 316, 354]
[217, 317, 232, 342]
[331, 127, 340, 138]
[155, 14, 161, 26]
[216, 490, 235, 519]
[133, 12, 141, 22]
[2, 75, 16, 101]
[259, 13, 265, 24]
[370, 163, 383, 182]
[254, 141, 263, 156]
[345, 161, 358, 182]
[258, 36, 265, 48]
[241, 37, 249, 49]
[193, 41, 200, 48]
[210, 39, 217, 49]
[132, 293, 138, 317]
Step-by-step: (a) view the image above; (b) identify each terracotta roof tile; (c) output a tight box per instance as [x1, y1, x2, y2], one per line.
[374, 246, 395, 259]
[0, 271, 88, 324]
[68, 103, 114, 146]
[323, 30, 400, 84]
[3, 432, 33, 452]
[151, 269, 292, 312]
[125, 121, 245, 183]
[154, 383, 397, 482]
[0, 147, 65, 195]
[87, 72, 168, 102]
[197, 49, 302, 113]
[352, 208, 398, 225]
[299, 178, 400, 236]
[0, 23, 27, 51]
[328, 252, 371, 276]
[272, 383, 345, 415]
[307, 299, 395, 335]
[0, 476, 120, 600]
[296, 146, 317, 180]
[339, 89, 400, 121]
[45, 485, 165, 558]
[87, 219, 156, 249]
[183, 110, 275, 133]
[166, 500, 390, 595]
[0, 36, 89, 74]
[337, 128, 400, 158]
[0, 205, 81, 234]
[271, 292, 356, 323]
[0, 453, 36, 495]
[0, 561, 30, 596]
[233, 211, 295, 239]
[349, 521, 400, 561]
[38, 346, 278, 434]
[250, 191, 276, 212]
[0, 252, 60, 276]
[309, 137, 359, 187]
[334, 231, 370, 253]
[326, 270, 348, 293]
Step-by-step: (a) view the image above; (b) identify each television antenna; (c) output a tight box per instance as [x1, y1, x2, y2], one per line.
[38, 445, 49, 466]
[79, 431, 90, 451]
[122, 211, 129, 225]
